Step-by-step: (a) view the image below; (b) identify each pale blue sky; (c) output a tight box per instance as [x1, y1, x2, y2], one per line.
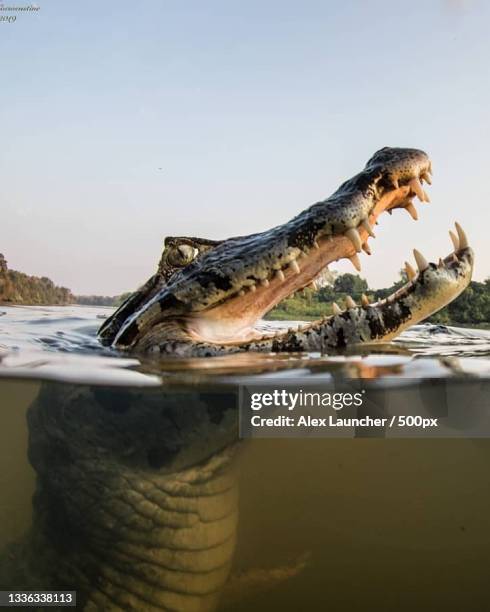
[1, 0, 489, 294]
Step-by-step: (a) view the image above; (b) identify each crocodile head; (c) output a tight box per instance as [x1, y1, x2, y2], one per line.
[98, 236, 222, 345]
[102, 147, 474, 356]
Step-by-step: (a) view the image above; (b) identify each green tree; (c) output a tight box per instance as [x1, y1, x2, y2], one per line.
[333, 273, 368, 298]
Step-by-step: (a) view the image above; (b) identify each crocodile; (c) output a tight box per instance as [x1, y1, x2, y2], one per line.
[1, 148, 474, 612]
[99, 147, 474, 356]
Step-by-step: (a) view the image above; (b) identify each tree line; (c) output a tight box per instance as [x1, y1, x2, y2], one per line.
[2, 252, 488, 326]
[0, 254, 74, 305]
[74, 293, 132, 307]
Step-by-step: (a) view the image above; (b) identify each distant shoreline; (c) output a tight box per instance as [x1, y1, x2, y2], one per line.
[0, 301, 115, 309]
[1, 301, 488, 330]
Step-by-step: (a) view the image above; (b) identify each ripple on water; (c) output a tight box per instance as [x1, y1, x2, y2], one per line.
[0, 305, 488, 385]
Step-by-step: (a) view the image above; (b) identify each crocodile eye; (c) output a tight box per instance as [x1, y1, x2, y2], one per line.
[166, 245, 198, 267]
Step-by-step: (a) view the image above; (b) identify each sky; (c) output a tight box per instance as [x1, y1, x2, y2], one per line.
[1, 0, 489, 295]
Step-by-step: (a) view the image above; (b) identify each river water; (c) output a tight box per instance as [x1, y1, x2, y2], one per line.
[0, 305, 489, 611]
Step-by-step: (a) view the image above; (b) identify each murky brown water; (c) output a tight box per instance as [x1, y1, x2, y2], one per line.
[232, 437, 490, 611]
[0, 381, 36, 549]
[1, 378, 489, 610]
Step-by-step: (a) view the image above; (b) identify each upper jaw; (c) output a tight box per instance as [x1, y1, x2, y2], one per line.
[177, 148, 431, 305]
[114, 147, 433, 348]
[182, 148, 433, 330]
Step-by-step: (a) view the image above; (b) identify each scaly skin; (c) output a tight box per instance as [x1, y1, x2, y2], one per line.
[2, 384, 240, 611]
[100, 147, 474, 357]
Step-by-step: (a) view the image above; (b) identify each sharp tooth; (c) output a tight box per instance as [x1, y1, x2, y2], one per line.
[277, 269, 285, 282]
[409, 177, 425, 202]
[238, 289, 245, 297]
[449, 230, 459, 251]
[392, 178, 399, 189]
[249, 284, 256, 292]
[451, 253, 459, 263]
[405, 261, 416, 281]
[261, 278, 270, 287]
[362, 218, 376, 238]
[361, 294, 370, 307]
[345, 295, 356, 309]
[299, 250, 308, 259]
[421, 171, 432, 185]
[345, 228, 362, 253]
[362, 242, 371, 255]
[423, 190, 430, 203]
[332, 302, 342, 315]
[455, 222, 468, 249]
[349, 254, 361, 271]
[413, 249, 429, 272]
[313, 240, 320, 250]
[438, 258, 444, 268]
[405, 202, 418, 221]
[308, 280, 318, 291]
[290, 260, 300, 274]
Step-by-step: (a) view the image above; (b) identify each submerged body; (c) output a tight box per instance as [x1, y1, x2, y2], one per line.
[1, 384, 241, 611]
[99, 147, 474, 356]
